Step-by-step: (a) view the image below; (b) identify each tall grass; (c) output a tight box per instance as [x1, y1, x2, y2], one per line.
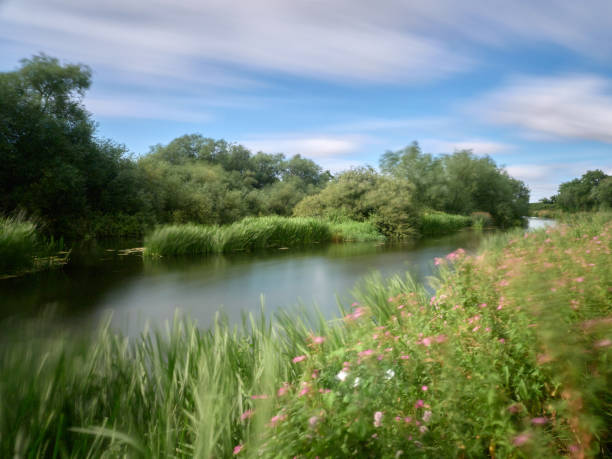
[0, 216, 38, 273]
[418, 211, 472, 236]
[144, 216, 382, 257]
[2, 214, 610, 457]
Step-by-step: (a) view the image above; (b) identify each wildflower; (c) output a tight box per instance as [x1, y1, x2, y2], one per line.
[419, 425, 428, 434]
[415, 399, 424, 408]
[400, 355, 411, 360]
[435, 334, 447, 343]
[422, 410, 432, 422]
[421, 385, 428, 391]
[574, 277, 584, 283]
[499, 338, 506, 343]
[251, 394, 268, 400]
[531, 417, 548, 425]
[373, 411, 383, 427]
[269, 414, 287, 426]
[479, 303, 487, 308]
[353, 377, 361, 387]
[277, 384, 289, 396]
[312, 336, 326, 344]
[404, 417, 412, 423]
[434, 257, 443, 266]
[385, 369, 395, 380]
[298, 385, 310, 397]
[358, 349, 374, 358]
[421, 337, 432, 347]
[513, 433, 531, 446]
[507, 404, 520, 413]
[233, 444, 243, 455]
[351, 301, 359, 307]
[240, 410, 254, 420]
[292, 355, 307, 363]
[595, 338, 611, 348]
[308, 416, 320, 428]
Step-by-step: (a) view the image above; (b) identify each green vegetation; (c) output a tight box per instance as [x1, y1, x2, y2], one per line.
[2, 214, 610, 457]
[418, 212, 472, 236]
[144, 216, 383, 256]
[2, 55, 530, 245]
[0, 216, 38, 273]
[531, 169, 612, 215]
[0, 216, 68, 275]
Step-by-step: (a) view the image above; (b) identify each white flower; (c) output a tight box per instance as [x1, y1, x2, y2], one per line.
[385, 369, 395, 380]
[336, 370, 349, 382]
[353, 377, 361, 387]
[422, 410, 432, 422]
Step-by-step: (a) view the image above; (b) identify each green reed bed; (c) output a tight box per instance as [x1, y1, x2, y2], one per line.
[144, 216, 381, 257]
[0, 216, 38, 273]
[418, 211, 472, 236]
[329, 219, 385, 242]
[2, 214, 610, 457]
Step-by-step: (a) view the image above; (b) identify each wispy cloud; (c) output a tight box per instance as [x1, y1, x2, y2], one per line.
[420, 138, 513, 155]
[505, 161, 612, 201]
[473, 75, 612, 143]
[240, 135, 364, 158]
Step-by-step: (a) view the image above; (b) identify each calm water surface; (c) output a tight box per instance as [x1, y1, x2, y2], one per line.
[0, 218, 553, 335]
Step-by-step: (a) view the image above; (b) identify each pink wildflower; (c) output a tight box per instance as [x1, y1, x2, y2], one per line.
[414, 400, 424, 408]
[277, 385, 289, 396]
[251, 394, 268, 400]
[513, 433, 530, 446]
[574, 277, 584, 283]
[308, 416, 320, 428]
[479, 303, 487, 308]
[292, 355, 307, 363]
[373, 411, 383, 427]
[421, 337, 432, 347]
[421, 385, 428, 392]
[298, 386, 310, 397]
[434, 257, 443, 266]
[400, 355, 411, 360]
[595, 338, 611, 348]
[240, 410, 254, 420]
[312, 336, 326, 344]
[233, 444, 243, 455]
[358, 349, 374, 358]
[531, 417, 548, 425]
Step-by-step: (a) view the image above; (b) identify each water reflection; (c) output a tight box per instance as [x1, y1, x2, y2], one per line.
[0, 220, 550, 335]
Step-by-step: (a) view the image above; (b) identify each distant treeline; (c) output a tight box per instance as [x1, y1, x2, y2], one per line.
[1, 55, 529, 240]
[531, 170, 612, 215]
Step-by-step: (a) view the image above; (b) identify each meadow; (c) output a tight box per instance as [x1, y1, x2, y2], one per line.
[1, 213, 610, 457]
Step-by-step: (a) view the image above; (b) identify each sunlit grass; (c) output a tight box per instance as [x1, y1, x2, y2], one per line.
[418, 211, 472, 236]
[144, 216, 382, 256]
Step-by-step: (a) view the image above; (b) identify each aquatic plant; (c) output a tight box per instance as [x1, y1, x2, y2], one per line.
[418, 211, 472, 236]
[0, 216, 38, 274]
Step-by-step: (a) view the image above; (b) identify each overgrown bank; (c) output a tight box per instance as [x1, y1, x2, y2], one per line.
[1, 214, 610, 457]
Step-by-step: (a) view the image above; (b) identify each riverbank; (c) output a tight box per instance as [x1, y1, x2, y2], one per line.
[144, 214, 476, 257]
[1, 213, 609, 457]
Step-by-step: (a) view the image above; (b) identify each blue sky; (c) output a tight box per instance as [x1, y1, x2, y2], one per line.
[1, 0, 611, 200]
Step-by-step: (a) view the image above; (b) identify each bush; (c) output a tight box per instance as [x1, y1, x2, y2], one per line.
[418, 212, 472, 236]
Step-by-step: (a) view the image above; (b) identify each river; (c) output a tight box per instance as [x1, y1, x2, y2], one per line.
[0, 218, 553, 335]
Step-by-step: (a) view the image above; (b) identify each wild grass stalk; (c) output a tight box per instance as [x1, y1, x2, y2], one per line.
[418, 212, 472, 236]
[0, 216, 38, 273]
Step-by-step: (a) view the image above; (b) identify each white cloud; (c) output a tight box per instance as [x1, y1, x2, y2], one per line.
[474, 75, 612, 143]
[241, 135, 363, 158]
[420, 138, 513, 155]
[85, 97, 212, 123]
[505, 162, 612, 201]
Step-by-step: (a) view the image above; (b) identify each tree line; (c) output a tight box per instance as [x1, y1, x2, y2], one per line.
[533, 170, 612, 213]
[1, 55, 530, 239]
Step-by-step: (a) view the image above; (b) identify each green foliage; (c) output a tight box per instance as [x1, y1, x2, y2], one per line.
[380, 143, 530, 226]
[144, 217, 339, 256]
[0, 216, 37, 273]
[554, 170, 612, 212]
[419, 212, 472, 236]
[2, 214, 610, 457]
[294, 168, 419, 238]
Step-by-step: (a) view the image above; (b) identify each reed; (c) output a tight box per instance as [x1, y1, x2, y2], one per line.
[0, 216, 38, 273]
[418, 211, 472, 236]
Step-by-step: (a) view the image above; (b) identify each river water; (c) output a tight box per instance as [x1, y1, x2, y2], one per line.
[0, 218, 553, 335]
